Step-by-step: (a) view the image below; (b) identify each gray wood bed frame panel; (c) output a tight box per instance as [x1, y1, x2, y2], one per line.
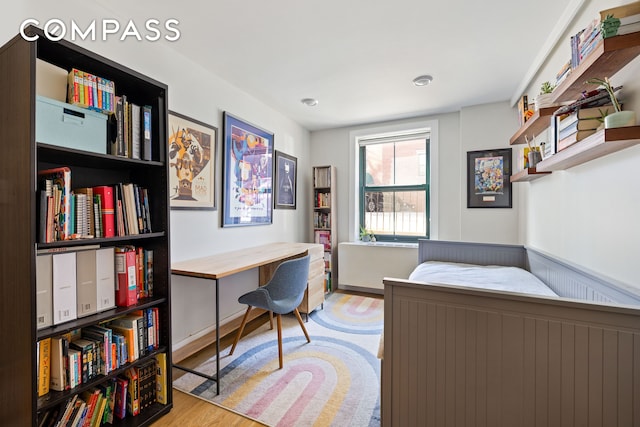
[382, 240, 640, 427]
[417, 239, 640, 305]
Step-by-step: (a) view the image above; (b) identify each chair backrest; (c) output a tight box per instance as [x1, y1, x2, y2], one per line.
[264, 255, 311, 309]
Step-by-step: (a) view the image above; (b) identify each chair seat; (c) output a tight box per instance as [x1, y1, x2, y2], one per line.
[238, 288, 302, 314]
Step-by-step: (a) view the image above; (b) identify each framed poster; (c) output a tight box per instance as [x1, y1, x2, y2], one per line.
[168, 111, 217, 210]
[222, 112, 274, 226]
[467, 148, 512, 208]
[274, 150, 297, 209]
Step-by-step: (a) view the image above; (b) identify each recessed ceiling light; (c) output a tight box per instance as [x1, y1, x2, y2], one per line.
[413, 75, 433, 86]
[301, 98, 319, 107]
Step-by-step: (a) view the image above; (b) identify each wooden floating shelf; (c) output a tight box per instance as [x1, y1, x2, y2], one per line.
[536, 126, 640, 172]
[552, 32, 640, 104]
[510, 107, 557, 145]
[510, 167, 552, 182]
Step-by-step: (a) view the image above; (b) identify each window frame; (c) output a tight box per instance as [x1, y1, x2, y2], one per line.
[358, 137, 430, 243]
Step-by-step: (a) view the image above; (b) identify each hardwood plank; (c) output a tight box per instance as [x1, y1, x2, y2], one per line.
[151, 389, 267, 427]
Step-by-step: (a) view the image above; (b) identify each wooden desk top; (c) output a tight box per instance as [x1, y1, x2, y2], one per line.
[171, 242, 320, 280]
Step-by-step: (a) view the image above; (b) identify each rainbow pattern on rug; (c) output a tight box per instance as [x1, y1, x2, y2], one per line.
[173, 293, 383, 427]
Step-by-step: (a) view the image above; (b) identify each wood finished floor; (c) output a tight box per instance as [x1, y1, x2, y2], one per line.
[152, 290, 383, 426]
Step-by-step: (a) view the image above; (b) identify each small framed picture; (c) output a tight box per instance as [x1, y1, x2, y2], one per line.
[274, 151, 297, 209]
[467, 148, 512, 208]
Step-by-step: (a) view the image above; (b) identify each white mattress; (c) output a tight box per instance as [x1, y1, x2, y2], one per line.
[408, 261, 558, 297]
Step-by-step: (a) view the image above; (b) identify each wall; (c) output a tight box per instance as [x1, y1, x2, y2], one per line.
[2, 2, 312, 349]
[312, 103, 518, 289]
[520, 0, 640, 289]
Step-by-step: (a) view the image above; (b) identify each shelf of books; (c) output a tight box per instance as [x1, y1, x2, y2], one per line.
[536, 125, 640, 172]
[0, 26, 172, 426]
[313, 166, 337, 294]
[510, 4, 640, 181]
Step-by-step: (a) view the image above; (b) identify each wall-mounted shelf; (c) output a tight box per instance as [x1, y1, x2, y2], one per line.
[510, 167, 552, 182]
[510, 107, 557, 145]
[536, 126, 640, 172]
[552, 32, 640, 104]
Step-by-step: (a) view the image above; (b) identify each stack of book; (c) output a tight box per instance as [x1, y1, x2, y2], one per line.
[555, 105, 615, 151]
[570, 18, 602, 70]
[67, 68, 116, 114]
[600, 1, 640, 36]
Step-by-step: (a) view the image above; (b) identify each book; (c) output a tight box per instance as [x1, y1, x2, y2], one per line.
[38, 167, 71, 241]
[114, 376, 129, 420]
[155, 353, 168, 404]
[68, 348, 81, 388]
[111, 313, 145, 358]
[37, 337, 51, 397]
[52, 251, 77, 325]
[557, 129, 598, 151]
[131, 103, 142, 160]
[49, 336, 68, 392]
[36, 254, 53, 329]
[76, 249, 98, 318]
[93, 186, 115, 238]
[94, 247, 116, 313]
[115, 246, 138, 307]
[142, 105, 152, 161]
[108, 324, 138, 363]
[136, 359, 156, 412]
[123, 367, 140, 416]
[74, 187, 94, 237]
[617, 20, 640, 35]
[70, 338, 96, 384]
[82, 325, 112, 376]
[97, 378, 116, 425]
[557, 117, 601, 140]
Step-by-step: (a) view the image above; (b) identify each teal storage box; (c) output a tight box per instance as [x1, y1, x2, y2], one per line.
[36, 96, 107, 154]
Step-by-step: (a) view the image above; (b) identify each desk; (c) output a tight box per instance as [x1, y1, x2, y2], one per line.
[171, 242, 325, 395]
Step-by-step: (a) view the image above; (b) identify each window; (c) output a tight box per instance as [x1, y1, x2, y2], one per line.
[359, 135, 429, 242]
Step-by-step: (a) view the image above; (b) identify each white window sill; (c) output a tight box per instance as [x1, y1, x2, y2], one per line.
[341, 241, 418, 249]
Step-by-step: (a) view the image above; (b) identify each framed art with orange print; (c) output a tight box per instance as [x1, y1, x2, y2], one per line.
[168, 111, 217, 210]
[467, 148, 512, 208]
[222, 112, 274, 226]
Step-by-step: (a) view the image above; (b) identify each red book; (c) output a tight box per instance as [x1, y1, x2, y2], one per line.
[93, 185, 115, 237]
[115, 247, 138, 307]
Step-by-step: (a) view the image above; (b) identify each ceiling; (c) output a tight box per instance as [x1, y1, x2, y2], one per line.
[98, 0, 575, 131]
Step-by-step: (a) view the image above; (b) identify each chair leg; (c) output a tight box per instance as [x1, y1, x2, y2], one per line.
[269, 311, 274, 330]
[276, 313, 283, 369]
[229, 306, 252, 355]
[293, 308, 311, 343]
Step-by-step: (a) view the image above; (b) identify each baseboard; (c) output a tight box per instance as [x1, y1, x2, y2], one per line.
[338, 284, 384, 295]
[172, 307, 268, 363]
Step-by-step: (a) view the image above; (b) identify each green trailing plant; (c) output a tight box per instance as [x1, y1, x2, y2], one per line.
[540, 81, 555, 94]
[585, 77, 622, 112]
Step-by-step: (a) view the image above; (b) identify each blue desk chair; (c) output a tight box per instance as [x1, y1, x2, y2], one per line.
[229, 255, 311, 369]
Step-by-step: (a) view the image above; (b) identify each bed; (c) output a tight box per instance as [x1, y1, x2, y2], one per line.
[382, 240, 640, 427]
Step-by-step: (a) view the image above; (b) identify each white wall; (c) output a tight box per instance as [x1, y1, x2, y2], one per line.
[520, 0, 640, 289]
[311, 104, 518, 288]
[2, 3, 312, 348]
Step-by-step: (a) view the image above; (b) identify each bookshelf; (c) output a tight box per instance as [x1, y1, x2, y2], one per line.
[313, 166, 337, 294]
[510, 31, 640, 182]
[0, 26, 172, 425]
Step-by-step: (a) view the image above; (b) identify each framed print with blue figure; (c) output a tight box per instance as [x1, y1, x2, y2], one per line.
[222, 112, 274, 226]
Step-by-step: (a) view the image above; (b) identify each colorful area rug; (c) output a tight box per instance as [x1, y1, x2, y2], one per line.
[173, 293, 383, 427]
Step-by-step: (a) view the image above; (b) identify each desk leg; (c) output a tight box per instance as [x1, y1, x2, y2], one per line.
[172, 278, 221, 396]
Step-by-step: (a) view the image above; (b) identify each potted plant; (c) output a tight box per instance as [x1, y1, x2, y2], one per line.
[585, 77, 635, 128]
[359, 225, 376, 242]
[535, 81, 555, 110]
